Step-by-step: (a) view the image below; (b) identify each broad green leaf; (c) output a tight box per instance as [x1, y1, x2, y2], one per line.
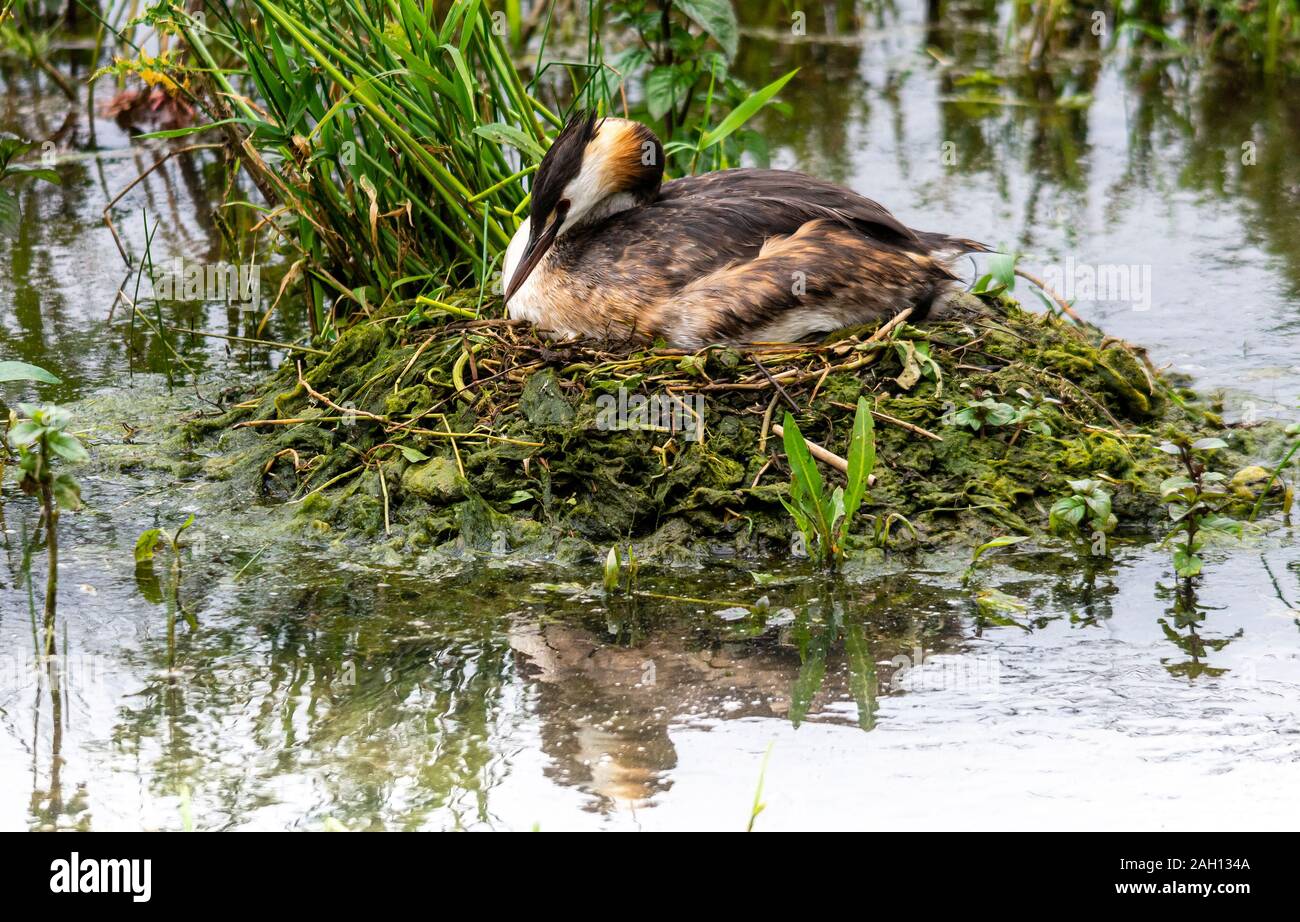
[829, 486, 846, 532]
[1049, 495, 1086, 530]
[6, 166, 61, 185]
[399, 445, 430, 463]
[781, 413, 824, 505]
[675, 0, 740, 59]
[0, 132, 35, 167]
[1173, 549, 1203, 578]
[52, 472, 81, 511]
[603, 546, 621, 592]
[6, 419, 41, 448]
[644, 66, 685, 121]
[988, 251, 1017, 290]
[1191, 437, 1228, 452]
[0, 360, 60, 384]
[135, 529, 163, 563]
[47, 431, 89, 463]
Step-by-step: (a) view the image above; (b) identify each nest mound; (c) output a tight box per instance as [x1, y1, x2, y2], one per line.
[187, 294, 1237, 563]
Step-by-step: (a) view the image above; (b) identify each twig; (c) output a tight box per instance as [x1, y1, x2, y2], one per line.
[864, 307, 913, 344]
[166, 326, 328, 356]
[750, 355, 799, 413]
[828, 401, 944, 441]
[103, 144, 224, 266]
[1014, 267, 1085, 324]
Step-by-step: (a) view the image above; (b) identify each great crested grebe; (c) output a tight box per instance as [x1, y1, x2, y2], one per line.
[503, 110, 988, 348]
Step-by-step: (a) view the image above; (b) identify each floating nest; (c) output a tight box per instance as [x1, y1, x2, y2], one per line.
[186, 292, 1258, 564]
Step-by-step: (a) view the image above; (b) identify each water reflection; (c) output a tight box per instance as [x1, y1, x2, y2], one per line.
[736, 1, 1300, 405]
[0, 50, 304, 405]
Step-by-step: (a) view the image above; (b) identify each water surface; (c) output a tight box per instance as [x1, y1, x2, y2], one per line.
[1, 4, 1298, 830]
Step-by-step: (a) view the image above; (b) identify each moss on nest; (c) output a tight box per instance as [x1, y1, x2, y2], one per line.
[184, 293, 1259, 563]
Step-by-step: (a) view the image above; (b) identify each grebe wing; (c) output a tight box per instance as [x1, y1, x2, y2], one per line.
[657, 168, 920, 247]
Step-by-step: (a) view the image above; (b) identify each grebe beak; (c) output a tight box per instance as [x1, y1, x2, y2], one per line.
[504, 211, 563, 304]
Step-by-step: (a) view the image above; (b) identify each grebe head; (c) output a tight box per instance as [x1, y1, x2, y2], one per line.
[504, 109, 664, 304]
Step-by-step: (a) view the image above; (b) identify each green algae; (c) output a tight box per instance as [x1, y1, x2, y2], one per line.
[169, 295, 1281, 565]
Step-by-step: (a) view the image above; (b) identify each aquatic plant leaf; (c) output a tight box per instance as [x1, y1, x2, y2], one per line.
[1173, 549, 1203, 578]
[472, 122, 545, 163]
[52, 472, 82, 511]
[399, 445, 430, 463]
[972, 534, 1029, 561]
[135, 529, 163, 563]
[842, 396, 874, 526]
[829, 486, 846, 532]
[0, 132, 35, 169]
[674, 0, 740, 59]
[5, 165, 60, 185]
[1200, 515, 1243, 537]
[1049, 495, 1086, 531]
[987, 251, 1017, 290]
[698, 68, 798, 150]
[47, 431, 89, 463]
[603, 545, 621, 592]
[6, 419, 42, 448]
[1083, 492, 1112, 523]
[0, 360, 60, 384]
[781, 413, 824, 505]
[1191, 437, 1229, 452]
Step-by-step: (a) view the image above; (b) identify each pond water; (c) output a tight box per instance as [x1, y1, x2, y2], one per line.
[1, 4, 1298, 830]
